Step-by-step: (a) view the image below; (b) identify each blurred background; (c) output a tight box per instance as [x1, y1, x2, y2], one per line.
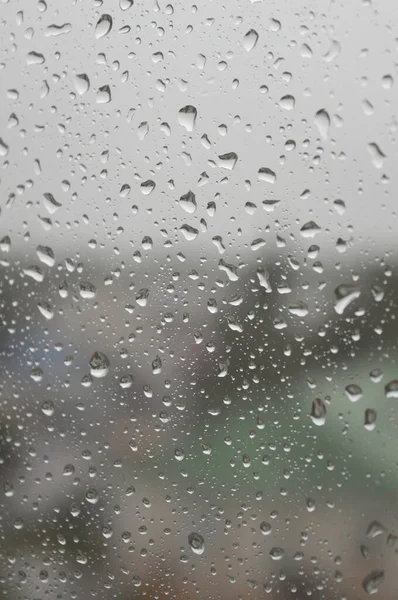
[1, 0, 398, 598]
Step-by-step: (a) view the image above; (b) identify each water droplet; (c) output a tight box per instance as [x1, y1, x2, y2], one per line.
[385, 380, 398, 398]
[178, 105, 197, 131]
[315, 109, 330, 139]
[362, 570, 384, 595]
[74, 73, 90, 95]
[188, 532, 205, 555]
[136, 288, 149, 307]
[345, 384, 363, 403]
[288, 301, 308, 317]
[43, 192, 62, 214]
[178, 190, 197, 213]
[180, 224, 199, 241]
[89, 351, 110, 378]
[243, 29, 259, 52]
[270, 547, 285, 561]
[300, 220, 321, 238]
[323, 40, 341, 62]
[310, 398, 326, 426]
[0, 138, 9, 157]
[36, 245, 55, 267]
[258, 167, 276, 184]
[366, 521, 385, 538]
[41, 400, 55, 416]
[96, 85, 111, 103]
[368, 143, 386, 169]
[260, 521, 272, 535]
[334, 284, 361, 315]
[218, 152, 238, 170]
[85, 488, 99, 504]
[140, 179, 155, 195]
[79, 282, 97, 299]
[27, 51, 45, 65]
[279, 95, 295, 110]
[95, 14, 113, 39]
[364, 409, 377, 431]
[38, 301, 54, 320]
[63, 464, 75, 476]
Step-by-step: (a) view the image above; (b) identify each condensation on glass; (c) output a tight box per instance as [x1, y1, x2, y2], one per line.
[0, 0, 397, 598]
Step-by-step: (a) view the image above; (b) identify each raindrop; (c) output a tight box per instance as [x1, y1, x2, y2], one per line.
[260, 521, 272, 535]
[89, 351, 110, 378]
[43, 192, 62, 214]
[385, 380, 398, 398]
[270, 547, 285, 561]
[188, 532, 205, 555]
[96, 85, 111, 103]
[314, 109, 330, 139]
[95, 14, 113, 39]
[279, 95, 295, 110]
[334, 284, 361, 315]
[368, 143, 386, 169]
[180, 224, 199, 241]
[300, 220, 321, 238]
[310, 398, 326, 426]
[74, 74, 90, 95]
[178, 105, 197, 131]
[364, 409, 377, 431]
[0, 138, 9, 157]
[243, 29, 259, 52]
[140, 180, 155, 195]
[345, 384, 363, 403]
[41, 400, 55, 416]
[218, 152, 238, 170]
[362, 570, 384, 595]
[79, 282, 97, 299]
[258, 167, 276, 184]
[178, 190, 197, 213]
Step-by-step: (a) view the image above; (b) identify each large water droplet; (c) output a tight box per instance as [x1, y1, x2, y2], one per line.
[243, 29, 259, 52]
[362, 570, 384, 595]
[178, 105, 197, 131]
[315, 109, 330, 139]
[218, 152, 238, 170]
[74, 73, 90, 95]
[89, 351, 110, 378]
[180, 224, 199, 241]
[310, 398, 326, 426]
[96, 85, 111, 104]
[385, 380, 398, 398]
[258, 167, 276, 184]
[368, 143, 386, 169]
[334, 284, 361, 315]
[95, 14, 113, 39]
[188, 532, 205, 555]
[178, 190, 197, 213]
